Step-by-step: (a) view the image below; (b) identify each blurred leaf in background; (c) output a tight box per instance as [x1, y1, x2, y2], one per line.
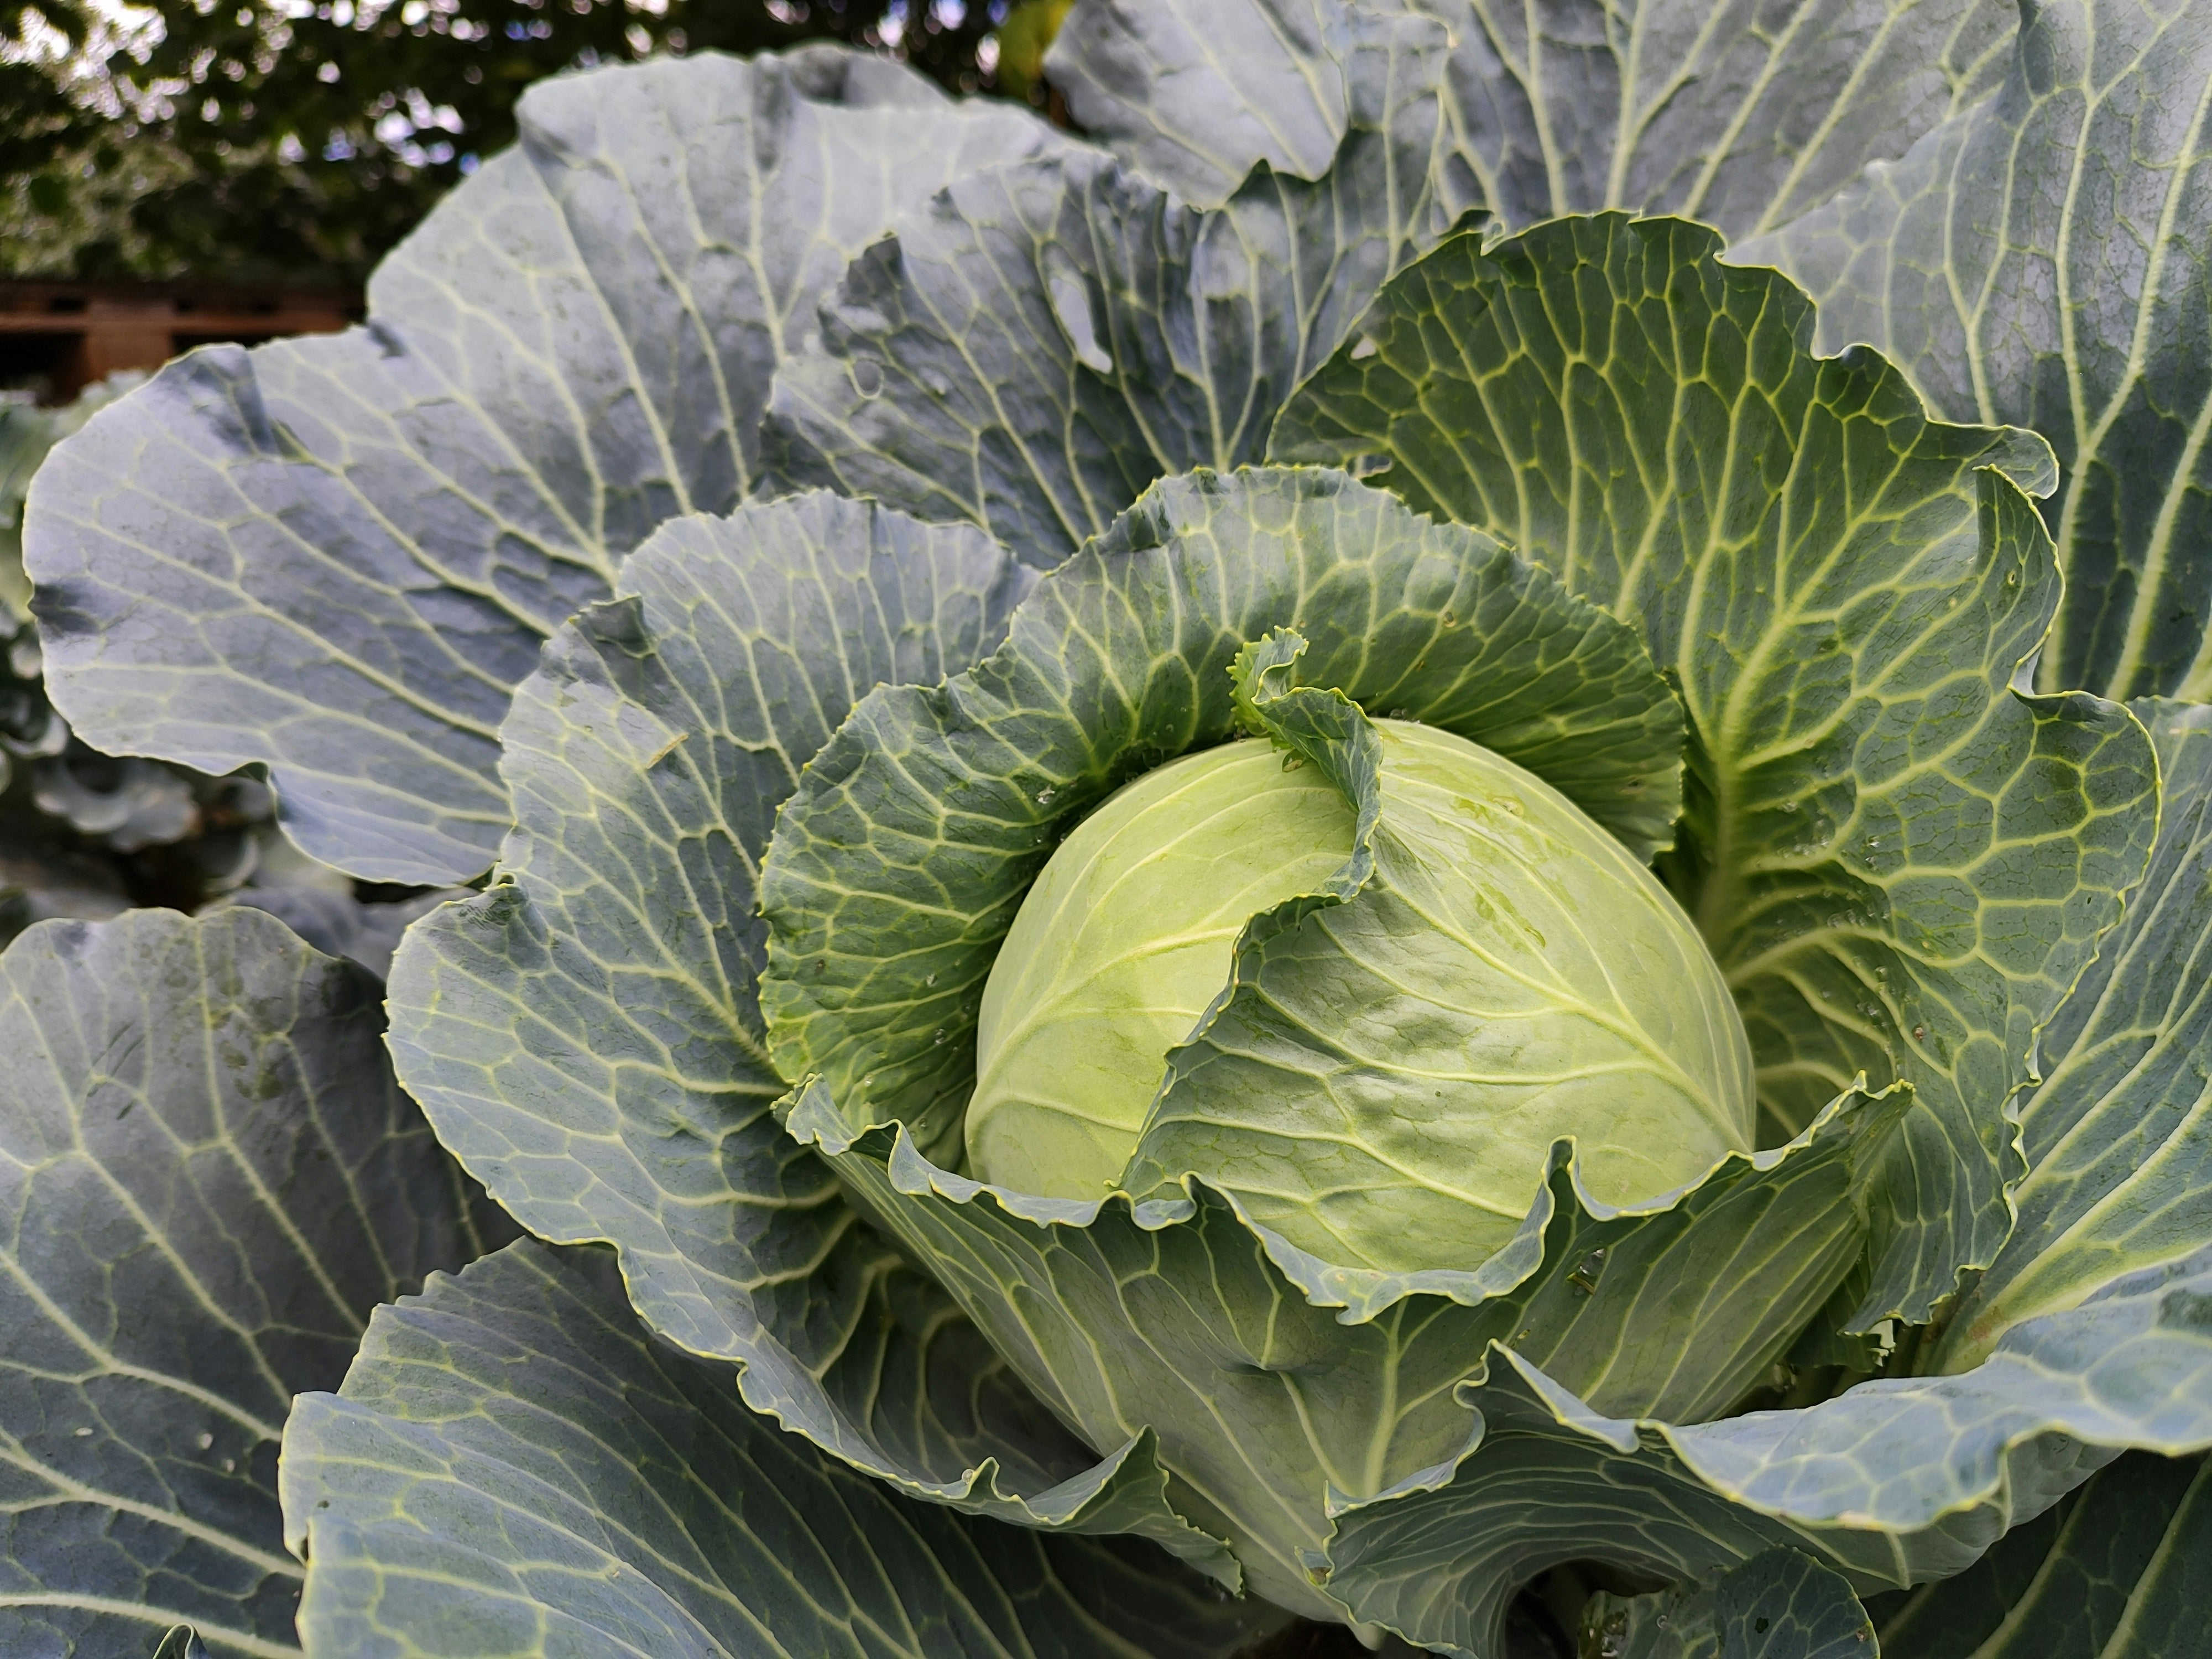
[0, 0, 1056, 286]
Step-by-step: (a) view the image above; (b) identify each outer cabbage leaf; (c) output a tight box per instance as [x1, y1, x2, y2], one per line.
[1041, 0, 1368, 207]
[1940, 699, 2212, 1369]
[23, 50, 1066, 884]
[1318, 1237, 2212, 1653]
[1867, 1449, 2212, 1657]
[1270, 213, 2157, 1325]
[1042, 0, 2011, 236]
[382, 491, 1232, 1583]
[0, 907, 505, 1659]
[762, 11, 1476, 566]
[1736, 0, 2212, 702]
[281, 1239, 1275, 1659]
[1417, 0, 2010, 238]
[1581, 1547, 1876, 1659]
[785, 1090, 1911, 1628]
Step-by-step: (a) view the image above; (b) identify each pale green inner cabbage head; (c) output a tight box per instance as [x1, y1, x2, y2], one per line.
[967, 721, 1757, 1269]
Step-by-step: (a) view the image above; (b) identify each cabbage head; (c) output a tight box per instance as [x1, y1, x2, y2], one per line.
[967, 691, 1756, 1273]
[7, 5, 2212, 1658]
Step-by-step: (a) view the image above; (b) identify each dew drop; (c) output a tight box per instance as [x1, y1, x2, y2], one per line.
[850, 357, 883, 398]
[198, 1432, 214, 1451]
[1350, 335, 1379, 360]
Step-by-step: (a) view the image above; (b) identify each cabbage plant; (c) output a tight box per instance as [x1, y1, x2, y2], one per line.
[6, 3, 2212, 1657]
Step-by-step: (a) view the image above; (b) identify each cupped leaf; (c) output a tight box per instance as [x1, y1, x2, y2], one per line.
[759, 466, 1683, 1163]
[23, 50, 1066, 884]
[383, 492, 1228, 1582]
[1867, 1449, 2212, 1658]
[761, 12, 1475, 566]
[1271, 212, 2158, 1324]
[0, 907, 505, 1659]
[783, 1079, 1913, 1626]
[1941, 699, 2212, 1370]
[1582, 1547, 1876, 1659]
[1322, 1237, 2212, 1653]
[1736, 0, 2212, 701]
[283, 1239, 1275, 1659]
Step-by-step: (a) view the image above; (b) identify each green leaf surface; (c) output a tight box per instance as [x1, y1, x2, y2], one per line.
[23, 51, 1065, 884]
[761, 16, 1475, 567]
[1582, 1547, 1877, 1659]
[283, 1239, 1274, 1659]
[1735, 0, 2212, 701]
[760, 466, 1682, 1164]
[1321, 1235, 2212, 1652]
[784, 1078, 1913, 1627]
[1417, 0, 2011, 239]
[1043, 0, 1394, 208]
[383, 491, 1230, 1581]
[0, 907, 503, 1659]
[1271, 213, 2158, 1324]
[1869, 1449, 2212, 1658]
[1041, 0, 2011, 238]
[1941, 698, 2212, 1369]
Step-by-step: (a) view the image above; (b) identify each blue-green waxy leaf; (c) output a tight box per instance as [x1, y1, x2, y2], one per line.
[1736, 0, 2212, 702]
[281, 1240, 1275, 1659]
[1413, 0, 2012, 239]
[760, 16, 1476, 566]
[1940, 699, 2212, 1370]
[0, 907, 505, 1659]
[1037, 0, 2013, 236]
[1582, 1547, 1877, 1659]
[1270, 212, 2158, 1326]
[1867, 1449, 2212, 1658]
[1042, 0, 1413, 208]
[784, 1084, 1912, 1629]
[1319, 1237, 2212, 1653]
[383, 490, 1231, 1582]
[759, 466, 1685, 1163]
[22, 50, 1065, 885]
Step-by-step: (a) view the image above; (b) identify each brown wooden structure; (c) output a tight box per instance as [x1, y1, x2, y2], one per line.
[0, 280, 359, 403]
